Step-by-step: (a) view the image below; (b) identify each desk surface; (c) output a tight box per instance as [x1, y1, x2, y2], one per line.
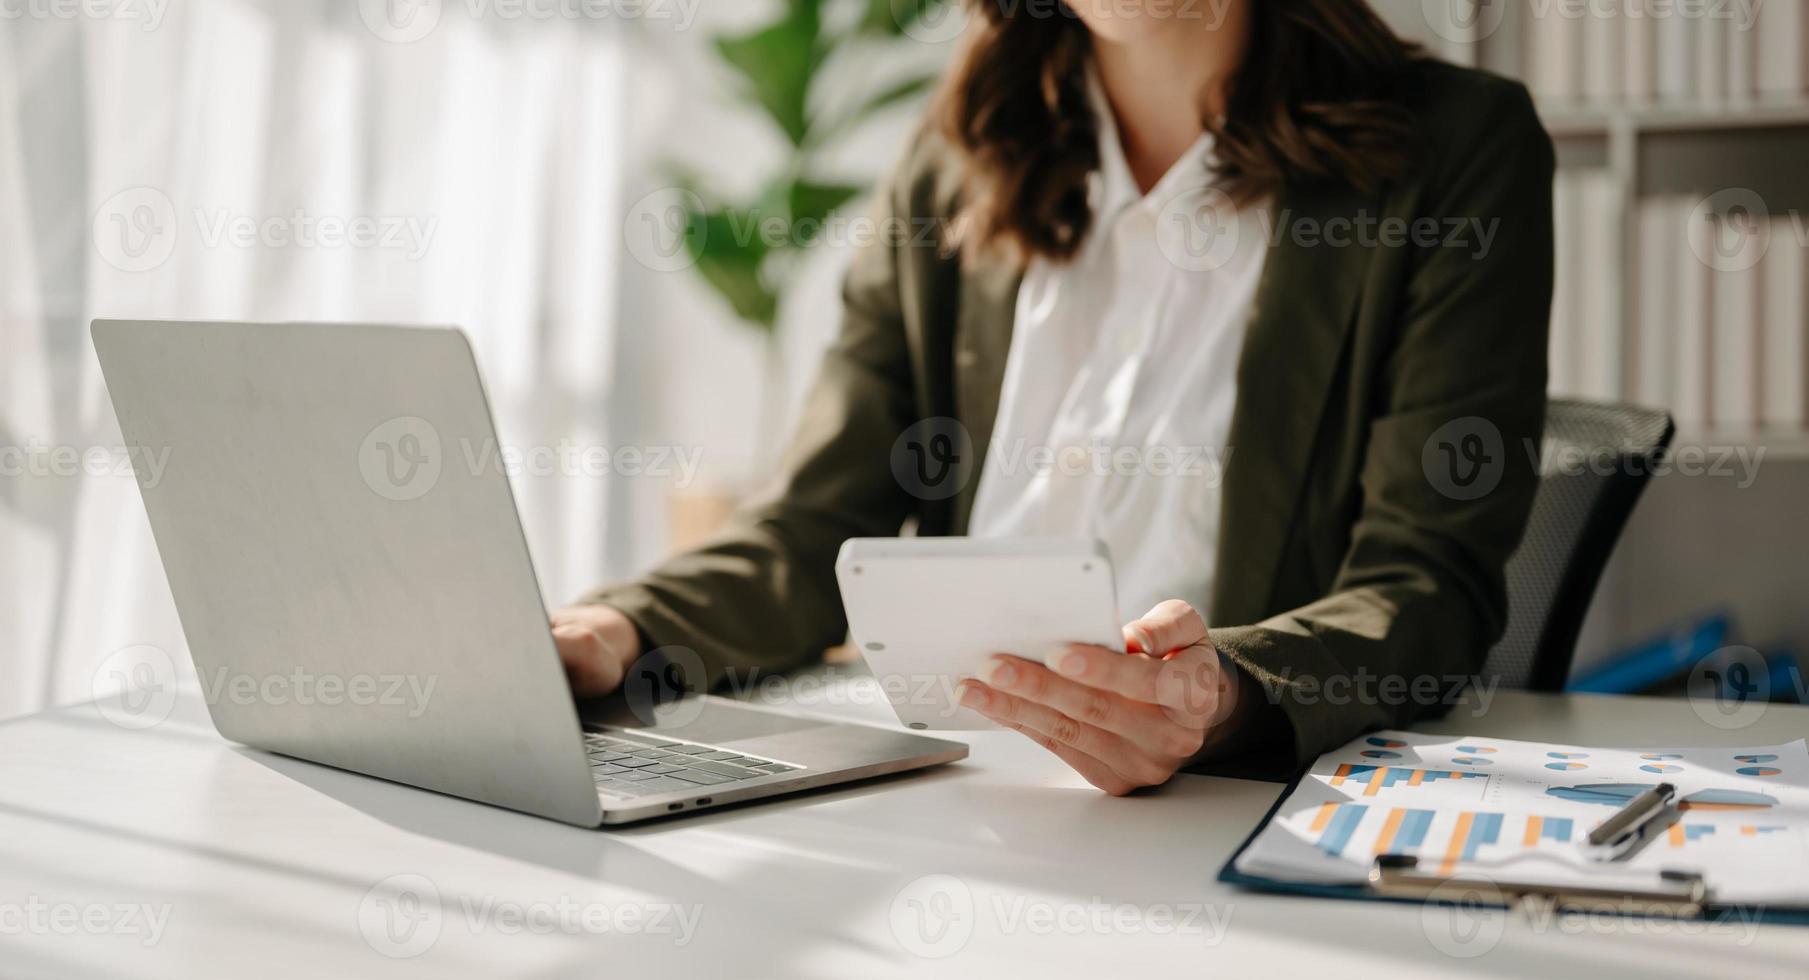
[2, 675, 1805, 980]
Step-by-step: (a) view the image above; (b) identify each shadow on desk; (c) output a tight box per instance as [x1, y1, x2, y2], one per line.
[236, 745, 967, 867]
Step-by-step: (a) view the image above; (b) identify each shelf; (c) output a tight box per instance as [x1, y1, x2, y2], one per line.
[1539, 99, 1809, 138]
[1537, 98, 1809, 206]
[1668, 430, 1809, 460]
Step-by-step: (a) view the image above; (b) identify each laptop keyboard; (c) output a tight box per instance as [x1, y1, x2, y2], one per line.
[584, 730, 804, 798]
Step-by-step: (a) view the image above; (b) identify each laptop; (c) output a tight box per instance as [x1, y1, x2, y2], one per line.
[92, 319, 967, 826]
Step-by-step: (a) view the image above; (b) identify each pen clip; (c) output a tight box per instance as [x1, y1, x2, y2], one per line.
[1584, 782, 1678, 860]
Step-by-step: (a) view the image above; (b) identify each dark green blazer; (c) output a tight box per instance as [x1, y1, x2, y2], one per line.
[587, 62, 1555, 770]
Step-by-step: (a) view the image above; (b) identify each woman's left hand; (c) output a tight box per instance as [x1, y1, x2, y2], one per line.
[956, 600, 1239, 795]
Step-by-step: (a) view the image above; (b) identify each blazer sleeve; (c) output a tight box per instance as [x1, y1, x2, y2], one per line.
[1209, 82, 1556, 770]
[576, 158, 924, 685]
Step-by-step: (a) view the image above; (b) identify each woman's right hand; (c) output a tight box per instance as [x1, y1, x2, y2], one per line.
[549, 604, 643, 698]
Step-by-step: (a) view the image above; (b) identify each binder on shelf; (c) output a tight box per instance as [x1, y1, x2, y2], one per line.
[1632, 197, 1679, 406]
[1726, 12, 1757, 102]
[1710, 213, 1763, 428]
[1549, 174, 1585, 396]
[1622, 6, 1658, 102]
[1576, 171, 1622, 401]
[1755, 0, 1808, 96]
[1762, 218, 1808, 430]
[1695, 10, 1728, 102]
[1481, 0, 1528, 80]
[1582, 7, 1623, 103]
[1656, 9, 1696, 102]
[1527, 4, 1580, 101]
[1675, 197, 1714, 428]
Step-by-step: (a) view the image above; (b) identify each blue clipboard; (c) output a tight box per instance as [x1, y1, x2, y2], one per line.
[1216, 764, 1809, 926]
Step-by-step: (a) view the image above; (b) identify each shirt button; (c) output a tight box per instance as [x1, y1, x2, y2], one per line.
[956, 347, 978, 369]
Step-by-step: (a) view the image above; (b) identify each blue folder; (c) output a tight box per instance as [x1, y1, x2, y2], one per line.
[1568, 613, 1729, 694]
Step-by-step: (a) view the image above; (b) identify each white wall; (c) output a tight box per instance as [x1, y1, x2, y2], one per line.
[1575, 454, 1809, 680]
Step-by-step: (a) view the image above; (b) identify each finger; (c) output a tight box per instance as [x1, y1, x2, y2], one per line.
[959, 681, 1170, 786]
[977, 656, 1203, 759]
[551, 623, 623, 697]
[1045, 642, 1222, 719]
[1123, 599, 1208, 657]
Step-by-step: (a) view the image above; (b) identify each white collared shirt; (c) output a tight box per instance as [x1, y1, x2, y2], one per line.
[967, 80, 1269, 623]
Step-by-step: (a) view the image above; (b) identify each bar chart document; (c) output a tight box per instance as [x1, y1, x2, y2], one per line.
[1234, 732, 1809, 904]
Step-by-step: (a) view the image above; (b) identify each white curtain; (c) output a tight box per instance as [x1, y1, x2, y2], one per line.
[0, 0, 629, 720]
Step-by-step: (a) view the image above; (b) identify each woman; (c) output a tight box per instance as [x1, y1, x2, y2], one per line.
[554, 0, 1552, 793]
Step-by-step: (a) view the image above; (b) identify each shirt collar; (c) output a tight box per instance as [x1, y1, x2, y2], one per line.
[1086, 69, 1217, 221]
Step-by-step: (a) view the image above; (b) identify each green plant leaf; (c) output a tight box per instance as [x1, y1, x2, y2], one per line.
[683, 0, 938, 335]
[715, 0, 825, 147]
[786, 179, 864, 245]
[686, 207, 779, 329]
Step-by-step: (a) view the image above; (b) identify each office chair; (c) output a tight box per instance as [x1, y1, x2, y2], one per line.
[1481, 399, 1676, 692]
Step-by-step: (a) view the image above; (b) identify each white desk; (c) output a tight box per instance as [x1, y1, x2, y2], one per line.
[2, 675, 1805, 980]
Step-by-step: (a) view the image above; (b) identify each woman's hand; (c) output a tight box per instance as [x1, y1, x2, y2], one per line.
[956, 600, 1240, 795]
[549, 604, 643, 698]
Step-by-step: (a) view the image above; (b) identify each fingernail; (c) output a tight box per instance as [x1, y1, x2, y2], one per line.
[1051, 648, 1086, 677]
[958, 681, 989, 710]
[981, 658, 1016, 688]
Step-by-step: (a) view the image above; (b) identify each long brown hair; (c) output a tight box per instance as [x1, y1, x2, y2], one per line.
[937, 0, 1422, 262]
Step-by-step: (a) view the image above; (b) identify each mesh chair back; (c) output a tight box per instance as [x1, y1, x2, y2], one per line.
[1482, 400, 1675, 691]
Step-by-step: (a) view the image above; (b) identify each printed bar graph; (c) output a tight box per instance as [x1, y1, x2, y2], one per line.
[1546, 784, 1778, 811]
[1373, 807, 1436, 856]
[1522, 815, 1575, 846]
[1438, 812, 1504, 874]
[1309, 802, 1370, 856]
[1330, 765, 1487, 797]
[1680, 789, 1778, 811]
[1668, 824, 1717, 847]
